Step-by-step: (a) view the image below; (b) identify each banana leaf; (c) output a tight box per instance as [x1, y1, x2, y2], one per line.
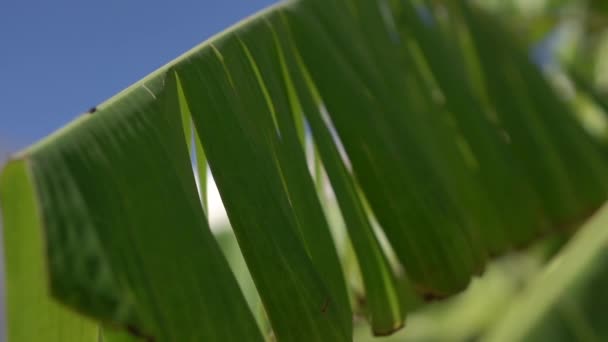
[2, 0, 608, 341]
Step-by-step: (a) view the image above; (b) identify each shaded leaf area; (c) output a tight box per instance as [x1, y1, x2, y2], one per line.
[2, 0, 608, 341]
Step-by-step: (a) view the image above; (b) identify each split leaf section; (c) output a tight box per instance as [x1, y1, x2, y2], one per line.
[2, 1, 608, 341]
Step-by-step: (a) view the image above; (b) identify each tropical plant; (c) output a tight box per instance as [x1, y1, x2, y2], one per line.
[1, 0, 608, 341]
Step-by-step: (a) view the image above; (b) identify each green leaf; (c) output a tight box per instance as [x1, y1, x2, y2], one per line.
[462, 3, 608, 223]
[0, 160, 99, 342]
[391, 0, 543, 250]
[3, 0, 608, 340]
[176, 78, 208, 213]
[590, 0, 608, 17]
[276, 18, 415, 334]
[174, 14, 351, 338]
[569, 70, 608, 122]
[2, 73, 263, 341]
[486, 203, 608, 341]
[287, 0, 482, 295]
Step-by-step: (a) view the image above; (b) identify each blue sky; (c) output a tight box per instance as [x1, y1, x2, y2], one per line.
[0, 0, 276, 157]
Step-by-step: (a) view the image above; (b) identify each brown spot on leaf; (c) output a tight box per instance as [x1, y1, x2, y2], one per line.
[415, 284, 449, 303]
[126, 324, 155, 342]
[372, 321, 405, 337]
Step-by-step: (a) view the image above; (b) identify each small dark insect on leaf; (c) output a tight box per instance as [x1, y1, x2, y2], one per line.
[88, 107, 97, 114]
[320, 297, 330, 313]
[126, 324, 155, 342]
